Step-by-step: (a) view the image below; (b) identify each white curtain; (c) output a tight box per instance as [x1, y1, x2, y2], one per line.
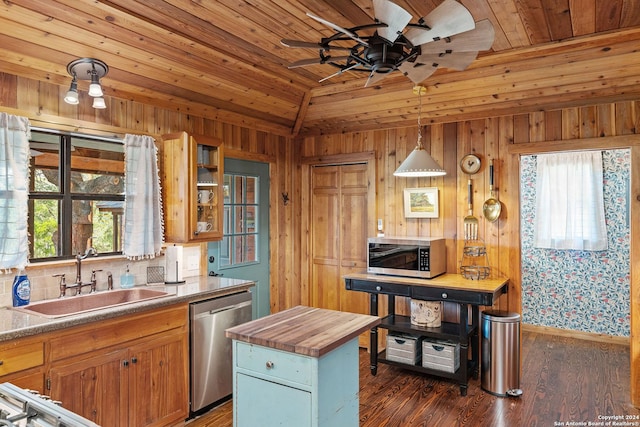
[123, 134, 164, 259]
[0, 113, 31, 271]
[534, 151, 607, 251]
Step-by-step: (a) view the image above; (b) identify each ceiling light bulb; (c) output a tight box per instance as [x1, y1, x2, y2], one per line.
[92, 97, 107, 109]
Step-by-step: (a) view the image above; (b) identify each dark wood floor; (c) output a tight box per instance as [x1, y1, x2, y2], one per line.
[187, 330, 639, 426]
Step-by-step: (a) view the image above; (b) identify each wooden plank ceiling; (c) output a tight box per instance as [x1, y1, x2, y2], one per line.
[1, 0, 640, 137]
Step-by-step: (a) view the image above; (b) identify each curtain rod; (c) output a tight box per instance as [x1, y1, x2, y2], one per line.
[30, 126, 124, 144]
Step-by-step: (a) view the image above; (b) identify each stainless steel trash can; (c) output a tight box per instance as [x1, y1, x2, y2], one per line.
[481, 310, 522, 397]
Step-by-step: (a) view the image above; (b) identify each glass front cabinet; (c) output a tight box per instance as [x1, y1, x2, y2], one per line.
[161, 131, 224, 242]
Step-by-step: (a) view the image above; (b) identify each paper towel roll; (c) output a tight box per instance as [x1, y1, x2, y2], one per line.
[165, 245, 185, 283]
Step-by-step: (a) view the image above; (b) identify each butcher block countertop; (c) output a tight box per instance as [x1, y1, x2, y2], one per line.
[225, 305, 380, 358]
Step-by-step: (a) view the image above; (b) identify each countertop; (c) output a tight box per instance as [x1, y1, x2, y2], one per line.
[225, 305, 380, 358]
[0, 276, 254, 342]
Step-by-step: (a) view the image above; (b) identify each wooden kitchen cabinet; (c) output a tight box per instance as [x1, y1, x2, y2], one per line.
[0, 337, 45, 392]
[161, 131, 224, 242]
[47, 304, 189, 427]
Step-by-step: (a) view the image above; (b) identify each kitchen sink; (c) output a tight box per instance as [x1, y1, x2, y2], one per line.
[13, 288, 171, 318]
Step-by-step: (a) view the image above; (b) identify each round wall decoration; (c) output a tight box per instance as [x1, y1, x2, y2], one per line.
[460, 154, 481, 174]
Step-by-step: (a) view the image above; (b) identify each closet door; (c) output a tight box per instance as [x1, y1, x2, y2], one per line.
[310, 164, 369, 340]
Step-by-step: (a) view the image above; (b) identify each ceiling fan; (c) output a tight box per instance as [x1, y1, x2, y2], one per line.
[281, 0, 494, 87]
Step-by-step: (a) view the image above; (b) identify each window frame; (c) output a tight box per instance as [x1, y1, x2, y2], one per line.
[28, 129, 125, 262]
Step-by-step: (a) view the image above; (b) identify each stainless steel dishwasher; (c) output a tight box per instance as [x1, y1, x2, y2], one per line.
[190, 291, 252, 415]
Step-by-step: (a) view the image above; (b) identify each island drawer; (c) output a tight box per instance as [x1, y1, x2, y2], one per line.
[235, 341, 312, 387]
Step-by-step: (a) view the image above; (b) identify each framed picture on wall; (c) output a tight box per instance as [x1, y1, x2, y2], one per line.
[403, 187, 439, 218]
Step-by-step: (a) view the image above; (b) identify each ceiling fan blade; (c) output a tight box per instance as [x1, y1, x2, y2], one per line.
[318, 63, 362, 83]
[287, 56, 351, 69]
[364, 70, 394, 87]
[372, 0, 412, 43]
[416, 51, 479, 71]
[307, 12, 370, 47]
[281, 39, 353, 51]
[405, 0, 476, 47]
[398, 61, 438, 84]
[418, 20, 495, 54]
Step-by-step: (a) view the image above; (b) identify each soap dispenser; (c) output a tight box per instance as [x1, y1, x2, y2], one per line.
[120, 265, 135, 289]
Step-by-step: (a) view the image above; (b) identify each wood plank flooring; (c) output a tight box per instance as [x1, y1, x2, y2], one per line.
[187, 330, 639, 426]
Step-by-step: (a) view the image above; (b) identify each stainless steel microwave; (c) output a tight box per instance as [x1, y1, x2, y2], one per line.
[367, 236, 446, 279]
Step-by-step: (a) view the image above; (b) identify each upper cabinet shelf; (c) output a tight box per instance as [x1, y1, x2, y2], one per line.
[161, 131, 224, 243]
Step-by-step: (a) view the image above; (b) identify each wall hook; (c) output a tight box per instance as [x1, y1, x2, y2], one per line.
[282, 192, 289, 206]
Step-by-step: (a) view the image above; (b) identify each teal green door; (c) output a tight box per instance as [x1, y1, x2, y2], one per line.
[208, 159, 270, 319]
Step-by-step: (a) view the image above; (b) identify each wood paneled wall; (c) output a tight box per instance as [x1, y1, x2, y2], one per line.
[1, 72, 639, 405]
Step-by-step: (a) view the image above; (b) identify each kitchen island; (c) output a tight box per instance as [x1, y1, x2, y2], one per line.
[226, 305, 380, 427]
[344, 272, 509, 396]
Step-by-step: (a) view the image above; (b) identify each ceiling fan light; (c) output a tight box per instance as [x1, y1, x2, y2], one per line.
[92, 97, 107, 109]
[394, 146, 446, 177]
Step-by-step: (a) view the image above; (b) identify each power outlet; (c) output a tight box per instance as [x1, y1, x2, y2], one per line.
[187, 255, 199, 271]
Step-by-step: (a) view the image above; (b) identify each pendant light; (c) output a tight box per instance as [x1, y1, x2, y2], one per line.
[394, 85, 446, 177]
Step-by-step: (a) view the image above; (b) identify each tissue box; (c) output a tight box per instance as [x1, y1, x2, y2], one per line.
[422, 340, 460, 373]
[386, 333, 422, 365]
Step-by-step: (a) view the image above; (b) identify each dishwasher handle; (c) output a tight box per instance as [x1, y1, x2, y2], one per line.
[207, 300, 251, 316]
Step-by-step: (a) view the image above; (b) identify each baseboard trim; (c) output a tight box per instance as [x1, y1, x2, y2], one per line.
[522, 323, 629, 346]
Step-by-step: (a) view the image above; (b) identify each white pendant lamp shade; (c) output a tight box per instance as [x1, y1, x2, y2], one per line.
[92, 97, 107, 109]
[88, 82, 103, 97]
[394, 146, 446, 177]
[394, 85, 446, 177]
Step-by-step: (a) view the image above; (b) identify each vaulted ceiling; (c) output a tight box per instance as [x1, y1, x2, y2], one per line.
[2, 0, 640, 137]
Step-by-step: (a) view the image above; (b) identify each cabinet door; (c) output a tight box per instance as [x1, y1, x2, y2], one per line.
[191, 135, 223, 240]
[128, 331, 188, 427]
[49, 348, 128, 427]
[235, 373, 311, 427]
[161, 131, 224, 242]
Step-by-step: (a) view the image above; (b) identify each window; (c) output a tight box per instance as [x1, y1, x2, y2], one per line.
[533, 151, 607, 251]
[220, 174, 259, 267]
[29, 130, 125, 261]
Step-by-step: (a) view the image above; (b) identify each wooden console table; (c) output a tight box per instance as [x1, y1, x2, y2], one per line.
[344, 273, 508, 396]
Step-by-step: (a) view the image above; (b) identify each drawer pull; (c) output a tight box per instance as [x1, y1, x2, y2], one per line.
[0, 360, 3, 366]
[375, 286, 382, 291]
[394, 339, 406, 345]
[432, 345, 445, 352]
[265, 361, 274, 369]
[441, 292, 448, 299]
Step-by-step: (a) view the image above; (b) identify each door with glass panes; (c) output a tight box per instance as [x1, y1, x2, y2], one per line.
[208, 159, 270, 319]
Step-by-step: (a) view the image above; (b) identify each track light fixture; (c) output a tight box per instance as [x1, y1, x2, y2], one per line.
[63, 58, 109, 109]
[63, 74, 79, 105]
[394, 85, 447, 177]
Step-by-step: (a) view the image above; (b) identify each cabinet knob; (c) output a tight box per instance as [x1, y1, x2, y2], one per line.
[123, 360, 129, 367]
[375, 286, 382, 291]
[0, 360, 3, 366]
[131, 357, 138, 364]
[441, 292, 448, 299]
[265, 361, 274, 369]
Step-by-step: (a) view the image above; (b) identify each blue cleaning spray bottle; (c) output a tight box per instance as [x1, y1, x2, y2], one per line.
[12, 269, 31, 307]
